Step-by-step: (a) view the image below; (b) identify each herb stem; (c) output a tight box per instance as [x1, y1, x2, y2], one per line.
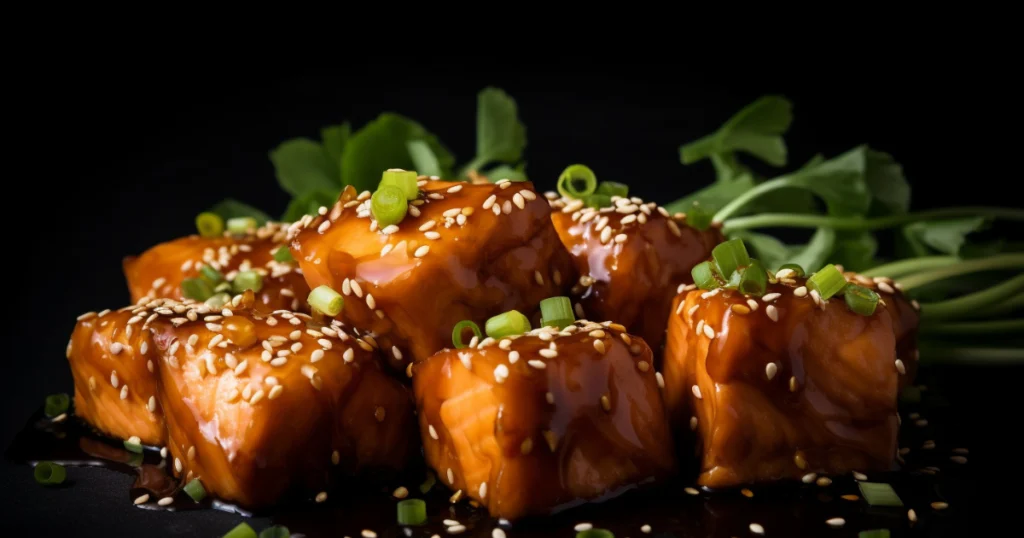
[920, 319, 1024, 335]
[898, 254, 1024, 290]
[971, 292, 1024, 319]
[919, 345, 1024, 364]
[712, 177, 796, 223]
[860, 256, 960, 279]
[720, 206, 1024, 234]
[918, 274, 1024, 320]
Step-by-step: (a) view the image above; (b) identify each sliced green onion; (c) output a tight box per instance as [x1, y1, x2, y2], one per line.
[583, 193, 612, 209]
[123, 436, 143, 454]
[307, 285, 344, 317]
[595, 181, 629, 198]
[182, 278, 214, 302]
[844, 284, 879, 316]
[712, 238, 751, 279]
[223, 522, 258, 538]
[184, 478, 206, 502]
[452, 320, 482, 348]
[577, 530, 615, 538]
[557, 164, 598, 199]
[205, 292, 232, 309]
[857, 482, 903, 507]
[200, 265, 225, 285]
[808, 264, 848, 300]
[259, 526, 290, 538]
[273, 246, 294, 263]
[379, 168, 420, 200]
[227, 217, 257, 235]
[418, 471, 436, 494]
[691, 261, 720, 290]
[739, 260, 768, 296]
[540, 296, 575, 326]
[196, 212, 224, 238]
[858, 530, 890, 538]
[232, 271, 264, 294]
[44, 393, 70, 417]
[685, 202, 713, 231]
[396, 498, 427, 526]
[778, 263, 805, 277]
[214, 282, 232, 293]
[485, 310, 532, 338]
[33, 461, 66, 485]
[371, 185, 409, 227]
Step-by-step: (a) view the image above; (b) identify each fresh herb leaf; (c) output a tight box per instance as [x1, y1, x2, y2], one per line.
[865, 149, 910, 215]
[785, 145, 872, 217]
[903, 217, 988, 256]
[407, 139, 443, 178]
[460, 87, 527, 176]
[321, 122, 351, 178]
[341, 113, 455, 193]
[208, 199, 272, 226]
[269, 138, 340, 198]
[282, 190, 339, 223]
[831, 231, 880, 272]
[482, 163, 528, 182]
[680, 95, 793, 168]
[663, 174, 757, 215]
[787, 228, 837, 274]
[732, 232, 792, 269]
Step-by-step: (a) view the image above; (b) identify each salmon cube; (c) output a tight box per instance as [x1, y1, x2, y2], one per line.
[844, 271, 921, 387]
[413, 321, 676, 520]
[662, 273, 902, 488]
[290, 181, 575, 368]
[549, 194, 722, 352]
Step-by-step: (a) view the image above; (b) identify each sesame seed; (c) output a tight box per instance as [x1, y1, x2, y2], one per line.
[878, 281, 895, 294]
[703, 324, 715, 339]
[492, 529, 506, 538]
[637, 360, 650, 372]
[931, 501, 949, 510]
[950, 455, 968, 464]
[685, 487, 700, 496]
[120, 385, 129, 400]
[852, 471, 868, 480]
[494, 364, 509, 383]
[539, 349, 558, 359]
[382, 225, 399, 235]
[749, 522, 765, 535]
[479, 481, 488, 499]
[316, 492, 328, 503]
[158, 497, 174, 506]
[908, 509, 918, 522]
[794, 451, 808, 469]
[762, 292, 781, 302]
[250, 389, 265, 404]
[600, 226, 612, 244]
[448, 525, 466, 535]
[690, 416, 698, 431]
[731, 304, 751, 315]
[766, 362, 778, 380]
[393, 486, 409, 499]
[425, 231, 441, 240]
[528, 359, 547, 369]
[508, 351, 520, 363]
[592, 339, 606, 354]
[134, 494, 150, 505]
[656, 372, 665, 388]
[747, 299, 759, 311]
[447, 184, 463, 193]
[816, 476, 832, 487]
[825, 518, 845, 528]
[148, 396, 157, 412]
[794, 286, 808, 297]
[692, 384, 704, 399]
[574, 523, 594, 532]
[741, 488, 754, 498]
[600, 394, 611, 412]
[343, 348, 355, 362]
[789, 376, 799, 392]
[111, 371, 119, 388]
[174, 458, 182, 472]
[841, 494, 859, 501]
[110, 342, 124, 355]
[802, 473, 817, 483]
[513, 192, 525, 209]
[667, 219, 682, 237]
[615, 233, 627, 243]
[351, 280, 363, 297]
[447, 468, 455, 484]
[766, 305, 779, 322]
[268, 385, 284, 400]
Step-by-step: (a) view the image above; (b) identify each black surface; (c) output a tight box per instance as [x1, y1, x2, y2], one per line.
[6, 63, 1007, 535]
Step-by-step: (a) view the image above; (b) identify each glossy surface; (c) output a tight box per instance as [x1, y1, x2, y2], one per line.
[65, 292, 416, 508]
[663, 276, 904, 489]
[412, 321, 676, 520]
[123, 223, 309, 315]
[845, 271, 922, 388]
[289, 180, 575, 368]
[549, 194, 723, 354]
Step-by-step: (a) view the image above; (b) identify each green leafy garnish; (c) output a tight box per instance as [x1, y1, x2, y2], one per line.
[460, 87, 527, 178]
[342, 113, 455, 192]
[680, 95, 793, 167]
[270, 138, 340, 198]
[206, 199, 271, 227]
[281, 190, 337, 224]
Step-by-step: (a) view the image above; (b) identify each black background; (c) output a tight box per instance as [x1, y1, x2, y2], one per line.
[6, 63, 1012, 534]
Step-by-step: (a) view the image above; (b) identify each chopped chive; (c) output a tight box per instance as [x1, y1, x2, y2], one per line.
[371, 185, 408, 227]
[595, 181, 629, 198]
[739, 260, 768, 296]
[123, 436, 143, 454]
[858, 530, 890, 538]
[452, 320, 482, 348]
[418, 471, 436, 494]
[205, 292, 232, 309]
[273, 245, 294, 263]
[691, 261, 720, 291]
[44, 393, 70, 418]
[557, 164, 598, 199]
[231, 270, 264, 294]
[540, 296, 575, 328]
[195, 212, 224, 238]
[258, 526, 290, 538]
[779, 263, 805, 277]
[857, 482, 903, 507]
[307, 285, 344, 317]
[222, 522, 258, 538]
[583, 193, 612, 209]
[379, 168, 420, 200]
[200, 265, 225, 285]
[577, 530, 615, 538]
[33, 461, 66, 485]
[685, 202, 713, 231]
[227, 217, 257, 235]
[184, 478, 206, 502]
[844, 284, 879, 316]
[712, 238, 751, 279]
[485, 310, 532, 338]
[396, 498, 427, 526]
[181, 278, 214, 302]
[808, 264, 848, 300]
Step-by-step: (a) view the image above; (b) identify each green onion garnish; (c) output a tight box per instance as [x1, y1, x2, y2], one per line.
[844, 284, 880, 316]
[184, 478, 207, 502]
[396, 498, 427, 526]
[33, 461, 66, 485]
[712, 238, 751, 279]
[418, 471, 436, 494]
[196, 212, 224, 238]
[44, 393, 70, 417]
[232, 270, 264, 294]
[200, 265, 225, 285]
[452, 320, 482, 348]
[685, 202, 713, 231]
[691, 261, 720, 290]
[557, 164, 598, 199]
[371, 185, 409, 227]
[258, 526, 290, 538]
[205, 292, 232, 309]
[379, 168, 420, 200]
[595, 181, 629, 198]
[778, 263, 805, 277]
[182, 278, 214, 301]
[576, 530, 615, 538]
[808, 264, 848, 300]
[739, 260, 768, 296]
[222, 522, 258, 538]
[227, 217, 257, 235]
[214, 282, 232, 293]
[858, 530, 890, 538]
[307, 285, 344, 317]
[273, 245, 295, 263]
[540, 296, 575, 329]
[123, 436, 143, 454]
[485, 310, 532, 339]
[857, 482, 903, 507]
[583, 193, 612, 209]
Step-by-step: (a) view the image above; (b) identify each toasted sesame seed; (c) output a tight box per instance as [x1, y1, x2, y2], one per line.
[825, 517, 845, 528]
[689, 416, 698, 431]
[762, 292, 782, 302]
[895, 359, 906, 374]
[393, 486, 409, 499]
[656, 372, 665, 388]
[492, 529, 506, 538]
[539, 349, 558, 359]
[878, 281, 895, 294]
[447, 184, 463, 193]
[120, 385, 129, 400]
[600, 394, 611, 411]
[592, 339, 606, 354]
[637, 360, 650, 372]
[816, 476, 832, 487]
[148, 396, 157, 412]
[802, 473, 817, 483]
[852, 471, 868, 481]
[447, 468, 455, 484]
[684, 486, 700, 496]
[158, 497, 174, 506]
[508, 351, 520, 363]
[931, 501, 948, 510]
[794, 286, 808, 297]
[908, 509, 918, 522]
[950, 455, 968, 464]
[731, 304, 751, 315]
[174, 458, 182, 472]
[749, 522, 765, 535]
[448, 525, 466, 535]
[614, 233, 628, 243]
[794, 451, 808, 469]
[134, 493, 150, 505]
[692, 385, 703, 399]
[268, 385, 284, 400]
[703, 324, 715, 338]
[415, 245, 430, 258]
[789, 376, 799, 392]
[494, 364, 509, 383]
[382, 225, 399, 235]
[316, 491, 328, 503]
[528, 359, 547, 369]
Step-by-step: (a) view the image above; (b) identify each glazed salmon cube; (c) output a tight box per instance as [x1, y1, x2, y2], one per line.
[662, 272, 902, 488]
[548, 194, 722, 353]
[844, 271, 922, 387]
[123, 222, 309, 315]
[289, 180, 575, 368]
[413, 321, 676, 520]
